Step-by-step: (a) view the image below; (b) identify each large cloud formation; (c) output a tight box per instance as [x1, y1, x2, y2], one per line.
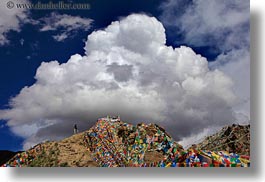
[0, 14, 237, 149]
[160, 0, 250, 121]
[159, 0, 250, 147]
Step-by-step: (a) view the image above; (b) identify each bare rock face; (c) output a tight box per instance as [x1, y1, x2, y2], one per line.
[144, 151, 164, 163]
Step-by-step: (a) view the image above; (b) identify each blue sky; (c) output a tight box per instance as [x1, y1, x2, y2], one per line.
[0, 0, 249, 151]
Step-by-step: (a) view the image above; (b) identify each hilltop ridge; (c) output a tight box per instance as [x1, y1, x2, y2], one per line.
[2, 117, 250, 167]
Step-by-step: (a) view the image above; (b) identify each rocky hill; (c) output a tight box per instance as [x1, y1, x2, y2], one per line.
[4, 132, 97, 167]
[2, 117, 250, 167]
[196, 124, 250, 155]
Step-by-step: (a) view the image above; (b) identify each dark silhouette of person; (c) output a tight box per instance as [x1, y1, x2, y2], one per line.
[74, 124, 78, 134]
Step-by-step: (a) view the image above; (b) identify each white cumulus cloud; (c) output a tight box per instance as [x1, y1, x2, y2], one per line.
[0, 14, 237, 149]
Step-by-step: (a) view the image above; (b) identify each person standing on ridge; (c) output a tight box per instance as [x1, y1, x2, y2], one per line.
[74, 124, 78, 134]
